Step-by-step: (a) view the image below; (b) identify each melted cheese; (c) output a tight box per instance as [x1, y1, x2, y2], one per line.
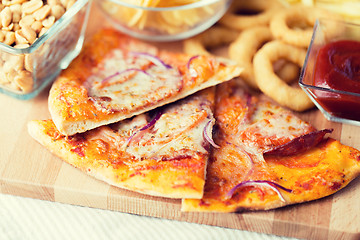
[122, 97, 213, 160]
[86, 50, 182, 113]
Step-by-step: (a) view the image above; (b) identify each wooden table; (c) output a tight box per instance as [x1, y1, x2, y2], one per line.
[1, 3, 360, 240]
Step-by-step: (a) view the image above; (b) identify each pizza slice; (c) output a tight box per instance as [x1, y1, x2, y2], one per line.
[182, 80, 360, 212]
[29, 88, 216, 199]
[49, 28, 242, 136]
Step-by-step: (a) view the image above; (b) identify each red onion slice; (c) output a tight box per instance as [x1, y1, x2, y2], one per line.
[226, 141, 255, 180]
[227, 180, 292, 202]
[186, 55, 200, 78]
[226, 141, 254, 165]
[263, 129, 333, 157]
[203, 119, 220, 149]
[101, 68, 152, 84]
[186, 55, 200, 69]
[129, 52, 172, 69]
[123, 111, 163, 150]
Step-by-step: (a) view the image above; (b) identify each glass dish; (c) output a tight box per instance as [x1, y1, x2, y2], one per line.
[95, 0, 232, 42]
[0, 0, 91, 100]
[299, 19, 360, 126]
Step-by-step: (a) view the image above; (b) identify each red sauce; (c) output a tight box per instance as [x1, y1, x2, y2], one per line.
[313, 40, 360, 121]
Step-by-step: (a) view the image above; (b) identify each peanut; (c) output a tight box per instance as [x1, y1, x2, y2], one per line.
[65, 0, 76, 10]
[12, 12, 21, 23]
[0, 0, 78, 94]
[1, 7, 12, 28]
[13, 23, 21, 31]
[51, 5, 65, 20]
[22, 0, 43, 14]
[3, 31, 15, 45]
[42, 15, 55, 28]
[47, 0, 61, 7]
[33, 5, 51, 21]
[30, 20, 42, 33]
[15, 29, 28, 44]
[2, 22, 14, 31]
[19, 14, 35, 27]
[9, 4, 22, 14]
[24, 53, 33, 72]
[14, 70, 33, 93]
[20, 25, 36, 44]
[38, 26, 47, 37]
[7, 0, 28, 5]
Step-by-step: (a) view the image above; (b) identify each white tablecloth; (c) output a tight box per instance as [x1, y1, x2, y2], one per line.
[0, 194, 298, 240]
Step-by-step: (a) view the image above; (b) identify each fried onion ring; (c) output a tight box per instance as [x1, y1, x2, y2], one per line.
[219, 0, 284, 31]
[183, 26, 239, 55]
[274, 60, 300, 84]
[229, 26, 300, 89]
[270, 6, 335, 48]
[253, 41, 314, 112]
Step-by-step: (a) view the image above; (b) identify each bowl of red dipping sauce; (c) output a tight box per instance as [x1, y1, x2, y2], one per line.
[299, 19, 360, 126]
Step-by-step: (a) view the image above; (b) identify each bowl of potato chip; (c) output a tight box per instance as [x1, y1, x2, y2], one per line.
[95, 0, 232, 41]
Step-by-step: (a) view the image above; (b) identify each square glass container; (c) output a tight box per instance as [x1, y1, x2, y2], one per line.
[95, 0, 232, 42]
[0, 0, 91, 100]
[299, 19, 360, 126]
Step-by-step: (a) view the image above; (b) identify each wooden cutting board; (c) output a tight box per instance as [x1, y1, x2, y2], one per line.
[1, 4, 360, 240]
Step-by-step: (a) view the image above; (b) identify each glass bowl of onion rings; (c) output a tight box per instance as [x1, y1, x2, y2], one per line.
[95, 0, 232, 41]
[299, 18, 360, 126]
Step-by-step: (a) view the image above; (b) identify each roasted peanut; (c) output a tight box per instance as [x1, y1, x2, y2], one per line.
[30, 20, 42, 33]
[42, 15, 55, 28]
[14, 70, 33, 93]
[47, 0, 61, 7]
[51, 5, 65, 19]
[59, 0, 68, 8]
[65, 0, 76, 10]
[33, 5, 51, 21]
[24, 53, 33, 72]
[3, 30, 15, 45]
[2, 22, 14, 31]
[9, 4, 22, 14]
[38, 26, 47, 37]
[13, 23, 21, 31]
[8, 0, 28, 5]
[1, 7, 12, 28]
[22, 0, 43, 14]
[19, 14, 35, 27]
[12, 12, 21, 23]
[20, 25, 36, 44]
[14, 43, 30, 48]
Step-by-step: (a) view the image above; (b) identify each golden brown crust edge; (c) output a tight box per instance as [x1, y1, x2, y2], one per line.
[27, 120, 206, 199]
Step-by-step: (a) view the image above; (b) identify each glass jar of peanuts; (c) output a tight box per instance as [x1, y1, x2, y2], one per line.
[0, 0, 90, 100]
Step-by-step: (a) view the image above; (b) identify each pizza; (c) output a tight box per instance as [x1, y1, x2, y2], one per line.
[182, 80, 360, 212]
[48, 28, 242, 136]
[28, 28, 360, 212]
[28, 88, 216, 199]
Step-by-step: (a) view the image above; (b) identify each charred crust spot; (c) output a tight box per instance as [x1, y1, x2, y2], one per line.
[330, 181, 342, 191]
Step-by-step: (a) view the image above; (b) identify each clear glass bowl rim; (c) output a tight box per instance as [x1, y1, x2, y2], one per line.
[299, 18, 360, 98]
[0, 0, 89, 55]
[101, 0, 224, 11]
